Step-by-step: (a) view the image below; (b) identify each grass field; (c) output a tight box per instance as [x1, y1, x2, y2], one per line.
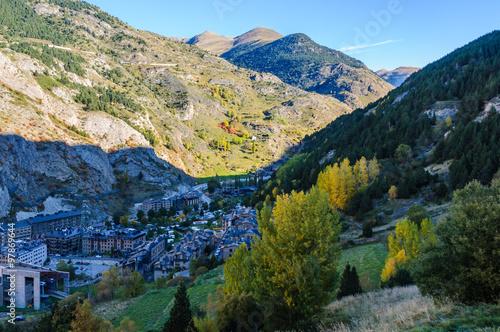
[337, 243, 387, 291]
[113, 266, 224, 331]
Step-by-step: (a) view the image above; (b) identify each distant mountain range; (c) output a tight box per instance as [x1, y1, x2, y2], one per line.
[376, 66, 421, 87]
[186, 28, 394, 110]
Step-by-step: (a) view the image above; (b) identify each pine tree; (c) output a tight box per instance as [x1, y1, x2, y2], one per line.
[337, 263, 362, 299]
[163, 282, 198, 332]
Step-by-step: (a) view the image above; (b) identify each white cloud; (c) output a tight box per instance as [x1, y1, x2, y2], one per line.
[340, 39, 403, 52]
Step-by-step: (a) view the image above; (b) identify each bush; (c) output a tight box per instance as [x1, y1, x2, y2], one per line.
[406, 205, 430, 227]
[215, 293, 262, 332]
[412, 180, 500, 303]
[434, 182, 448, 198]
[155, 277, 168, 289]
[362, 223, 373, 238]
[380, 269, 414, 288]
[195, 266, 209, 278]
[166, 276, 190, 288]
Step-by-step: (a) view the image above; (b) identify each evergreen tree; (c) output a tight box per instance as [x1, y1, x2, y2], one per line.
[362, 223, 373, 238]
[163, 282, 198, 332]
[337, 263, 363, 299]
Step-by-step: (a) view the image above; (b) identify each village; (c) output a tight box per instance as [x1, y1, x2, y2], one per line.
[0, 182, 259, 310]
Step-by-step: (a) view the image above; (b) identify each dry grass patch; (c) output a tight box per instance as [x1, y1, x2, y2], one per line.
[320, 286, 449, 332]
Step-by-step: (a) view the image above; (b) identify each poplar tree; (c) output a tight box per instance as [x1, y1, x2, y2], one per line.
[381, 218, 436, 283]
[225, 186, 341, 325]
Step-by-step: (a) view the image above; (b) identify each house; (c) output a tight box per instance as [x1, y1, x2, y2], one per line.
[0, 264, 70, 310]
[153, 229, 214, 280]
[140, 191, 202, 213]
[216, 207, 259, 260]
[120, 234, 169, 277]
[0, 240, 47, 267]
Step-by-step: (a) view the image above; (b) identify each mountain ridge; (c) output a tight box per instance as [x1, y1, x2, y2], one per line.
[224, 32, 394, 109]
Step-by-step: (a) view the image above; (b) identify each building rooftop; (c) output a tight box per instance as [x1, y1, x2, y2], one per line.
[0, 221, 31, 231]
[23, 210, 82, 224]
[45, 228, 82, 239]
[84, 228, 146, 240]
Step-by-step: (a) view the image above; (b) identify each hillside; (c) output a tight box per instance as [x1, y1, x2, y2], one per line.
[376, 66, 420, 87]
[224, 33, 394, 109]
[0, 0, 353, 220]
[321, 285, 500, 331]
[251, 30, 500, 208]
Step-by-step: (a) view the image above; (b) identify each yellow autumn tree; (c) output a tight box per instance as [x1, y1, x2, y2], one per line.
[368, 157, 380, 181]
[359, 156, 369, 186]
[389, 185, 398, 199]
[317, 157, 380, 211]
[225, 186, 342, 322]
[70, 300, 112, 332]
[317, 162, 342, 210]
[338, 158, 356, 210]
[381, 218, 437, 282]
[223, 242, 252, 295]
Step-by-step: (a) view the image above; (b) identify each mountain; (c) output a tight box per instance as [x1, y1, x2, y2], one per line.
[376, 66, 420, 87]
[0, 0, 352, 219]
[223, 33, 394, 110]
[220, 26, 284, 60]
[187, 27, 283, 56]
[251, 30, 500, 207]
[187, 30, 235, 54]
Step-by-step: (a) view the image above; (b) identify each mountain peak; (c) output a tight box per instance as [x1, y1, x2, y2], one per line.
[187, 30, 234, 54]
[376, 66, 421, 87]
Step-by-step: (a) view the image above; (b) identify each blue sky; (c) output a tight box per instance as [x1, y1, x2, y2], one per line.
[85, 0, 499, 71]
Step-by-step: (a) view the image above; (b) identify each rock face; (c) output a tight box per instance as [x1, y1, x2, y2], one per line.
[0, 185, 11, 218]
[0, 135, 178, 215]
[376, 67, 420, 87]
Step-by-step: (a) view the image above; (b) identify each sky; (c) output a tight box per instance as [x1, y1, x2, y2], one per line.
[85, 0, 500, 71]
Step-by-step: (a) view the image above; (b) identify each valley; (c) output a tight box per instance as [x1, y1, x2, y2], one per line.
[0, 1, 499, 332]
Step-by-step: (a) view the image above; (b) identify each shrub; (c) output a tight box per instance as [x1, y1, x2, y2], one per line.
[195, 266, 208, 278]
[362, 223, 373, 238]
[406, 204, 430, 227]
[412, 180, 500, 303]
[166, 276, 190, 288]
